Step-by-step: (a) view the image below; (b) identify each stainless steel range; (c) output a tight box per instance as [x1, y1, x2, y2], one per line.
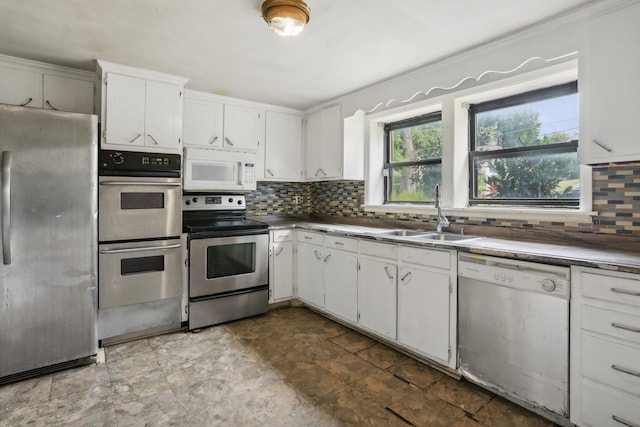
[183, 194, 268, 330]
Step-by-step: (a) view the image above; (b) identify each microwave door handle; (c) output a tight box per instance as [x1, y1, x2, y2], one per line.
[99, 182, 182, 187]
[2, 151, 12, 265]
[100, 244, 182, 255]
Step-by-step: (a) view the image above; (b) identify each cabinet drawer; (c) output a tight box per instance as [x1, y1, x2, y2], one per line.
[359, 241, 397, 259]
[325, 235, 357, 252]
[296, 230, 324, 245]
[583, 304, 640, 345]
[581, 272, 640, 308]
[399, 246, 451, 269]
[580, 380, 640, 427]
[271, 229, 293, 243]
[582, 334, 640, 396]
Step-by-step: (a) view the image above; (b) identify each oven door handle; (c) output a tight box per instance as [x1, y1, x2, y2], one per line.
[100, 244, 182, 254]
[99, 181, 182, 187]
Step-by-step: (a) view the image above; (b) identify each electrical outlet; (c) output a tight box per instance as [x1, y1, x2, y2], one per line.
[294, 195, 301, 205]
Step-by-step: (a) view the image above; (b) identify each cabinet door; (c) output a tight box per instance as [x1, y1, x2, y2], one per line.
[270, 242, 294, 302]
[183, 96, 223, 148]
[104, 73, 146, 147]
[305, 104, 342, 179]
[357, 257, 397, 339]
[581, 2, 640, 164]
[0, 65, 42, 108]
[398, 266, 451, 363]
[43, 74, 94, 114]
[323, 249, 358, 323]
[264, 111, 302, 180]
[223, 104, 261, 151]
[296, 243, 324, 308]
[145, 80, 182, 150]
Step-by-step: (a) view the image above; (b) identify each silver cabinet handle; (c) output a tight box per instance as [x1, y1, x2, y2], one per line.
[129, 133, 142, 143]
[208, 136, 219, 145]
[304, 236, 312, 240]
[224, 137, 233, 146]
[333, 241, 344, 246]
[593, 139, 613, 153]
[612, 415, 639, 427]
[18, 97, 33, 107]
[401, 272, 412, 282]
[384, 266, 394, 279]
[611, 288, 640, 297]
[100, 243, 181, 254]
[274, 247, 284, 256]
[324, 254, 331, 263]
[147, 134, 159, 145]
[45, 100, 59, 111]
[611, 364, 640, 377]
[266, 169, 274, 177]
[313, 250, 322, 260]
[99, 181, 182, 187]
[2, 151, 12, 265]
[314, 168, 327, 177]
[611, 322, 640, 333]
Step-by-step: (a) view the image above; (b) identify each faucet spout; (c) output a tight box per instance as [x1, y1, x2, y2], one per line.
[435, 184, 449, 232]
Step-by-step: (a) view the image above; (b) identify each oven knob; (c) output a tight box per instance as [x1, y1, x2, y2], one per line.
[541, 279, 556, 292]
[192, 197, 198, 203]
[185, 200, 190, 205]
[237, 200, 243, 205]
[228, 197, 234, 203]
[113, 153, 124, 165]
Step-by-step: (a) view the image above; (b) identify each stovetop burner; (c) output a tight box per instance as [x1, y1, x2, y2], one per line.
[182, 194, 267, 237]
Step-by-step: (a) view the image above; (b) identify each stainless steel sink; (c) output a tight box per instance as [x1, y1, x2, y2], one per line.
[372, 229, 431, 237]
[411, 233, 481, 242]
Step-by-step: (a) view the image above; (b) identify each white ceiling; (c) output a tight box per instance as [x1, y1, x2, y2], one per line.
[0, 0, 599, 110]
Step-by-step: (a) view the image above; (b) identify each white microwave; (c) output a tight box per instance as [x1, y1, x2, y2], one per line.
[184, 147, 257, 191]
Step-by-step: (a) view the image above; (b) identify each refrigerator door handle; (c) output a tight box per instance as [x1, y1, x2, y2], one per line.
[2, 151, 11, 265]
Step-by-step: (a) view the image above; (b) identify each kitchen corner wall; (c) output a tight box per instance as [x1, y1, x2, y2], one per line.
[249, 162, 640, 236]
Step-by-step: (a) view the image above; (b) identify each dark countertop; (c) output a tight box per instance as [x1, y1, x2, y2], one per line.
[253, 215, 640, 274]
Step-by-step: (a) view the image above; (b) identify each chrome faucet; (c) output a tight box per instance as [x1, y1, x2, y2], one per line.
[435, 184, 450, 232]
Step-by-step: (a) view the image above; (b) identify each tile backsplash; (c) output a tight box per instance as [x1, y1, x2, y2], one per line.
[248, 162, 640, 236]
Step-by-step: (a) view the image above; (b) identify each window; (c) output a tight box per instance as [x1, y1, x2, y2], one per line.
[469, 82, 579, 207]
[384, 112, 442, 203]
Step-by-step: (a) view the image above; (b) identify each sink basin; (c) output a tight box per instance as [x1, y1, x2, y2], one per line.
[411, 233, 481, 242]
[372, 229, 431, 237]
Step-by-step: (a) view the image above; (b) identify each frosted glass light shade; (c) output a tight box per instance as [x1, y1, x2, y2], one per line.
[262, 0, 310, 37]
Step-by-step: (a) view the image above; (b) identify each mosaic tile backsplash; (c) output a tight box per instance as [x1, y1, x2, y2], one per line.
[248, 162, 640, 236]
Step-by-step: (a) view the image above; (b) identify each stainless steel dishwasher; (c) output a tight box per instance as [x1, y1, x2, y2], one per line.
[458, 254, 570, 421]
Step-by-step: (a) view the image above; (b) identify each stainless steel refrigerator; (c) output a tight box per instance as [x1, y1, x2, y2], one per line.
[0, 104, 98, 384]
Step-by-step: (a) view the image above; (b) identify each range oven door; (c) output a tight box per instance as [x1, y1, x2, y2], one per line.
[189, 233, 268, 298]
[99, 238, 183, 308]
[99, 176, 182, 241]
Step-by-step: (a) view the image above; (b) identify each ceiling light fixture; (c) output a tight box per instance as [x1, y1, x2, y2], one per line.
[261, 0, 310, 37]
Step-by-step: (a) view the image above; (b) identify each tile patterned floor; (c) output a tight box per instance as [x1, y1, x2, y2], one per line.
[0, 306, 557, 426]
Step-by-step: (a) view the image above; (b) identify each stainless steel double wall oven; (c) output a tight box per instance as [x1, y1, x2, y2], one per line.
[98, 150, 184, 343]
[183, 194, 268, 330]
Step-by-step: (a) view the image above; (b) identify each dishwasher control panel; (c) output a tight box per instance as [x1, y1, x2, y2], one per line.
[458, 254, 570, 298]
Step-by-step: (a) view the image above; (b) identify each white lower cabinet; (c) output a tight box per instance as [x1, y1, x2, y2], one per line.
[295, 231, 325, 308]
[323, 236, 358, 323]
[269, 229, 294, 303]
[571, 266, 640, 427]
[293, 229, 458, 372]
[357, 256, 397, 340]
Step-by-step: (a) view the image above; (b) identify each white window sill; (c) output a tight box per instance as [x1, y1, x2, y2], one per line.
[363, 204, 596, 223]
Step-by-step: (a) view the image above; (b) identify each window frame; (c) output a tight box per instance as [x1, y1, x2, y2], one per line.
[383, 111, 443, 204]
[468, 81, 579, 207]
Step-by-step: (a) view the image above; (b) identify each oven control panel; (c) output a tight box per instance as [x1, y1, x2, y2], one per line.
[182, 194, 246, 211]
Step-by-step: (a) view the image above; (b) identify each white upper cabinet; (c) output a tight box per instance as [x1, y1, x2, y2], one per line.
[580, 2, 640, 164]
[264, 110, 303, 180]
[0, 54, 95, 113]
[183, 91, 223, 148]
[223, 103, 261, 151]
[305, 104, 343, 180]
[43, 74, 94, 114]
[98, 60, 187, 153]
[183, 90, 261, 152]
